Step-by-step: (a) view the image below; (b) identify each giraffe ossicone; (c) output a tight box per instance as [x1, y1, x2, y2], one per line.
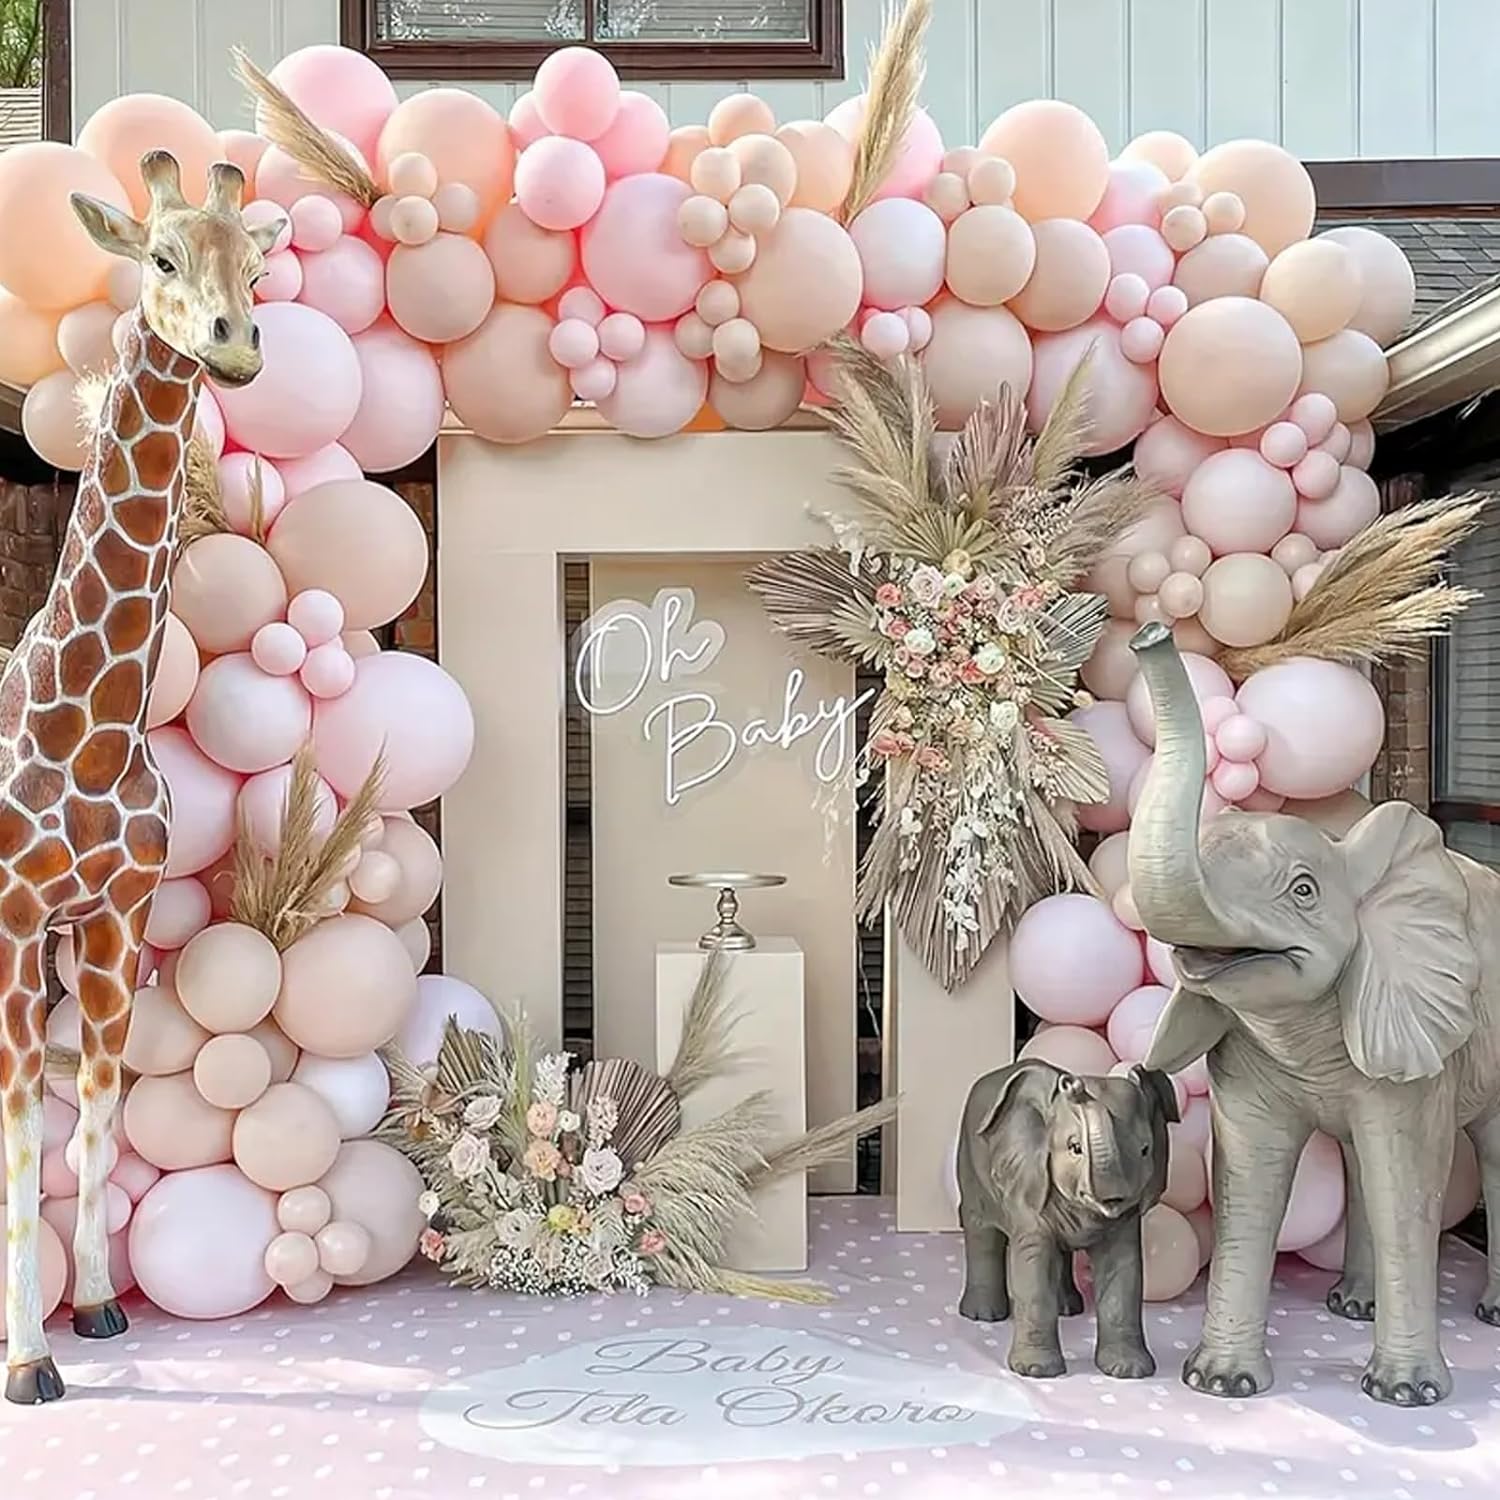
[1, 151, 284, 1406]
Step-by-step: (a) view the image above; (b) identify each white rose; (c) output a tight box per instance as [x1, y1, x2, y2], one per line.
[463, 1094, 504, 1129]
[908, 565, 944, 606]
[557, 1110, 582, 1135]
[580, 1146, 625, 1195]
[447, 1132, 489, 1181]
[990, 700, 1020, 733]
[975, 643, 1006, 675]
[417, 1190, 441, 1218]
[904, 626, 936, 657]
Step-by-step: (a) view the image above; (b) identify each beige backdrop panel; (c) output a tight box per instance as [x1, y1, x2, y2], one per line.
[589, 559, 857, 1193]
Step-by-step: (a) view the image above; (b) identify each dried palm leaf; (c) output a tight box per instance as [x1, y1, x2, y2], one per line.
[233, 47, 379, 207]
[745, 549, 885, 666]
[942, 386, 1033, 523]
[571, 1057, 682, 1171]
[840, 0, 932, 223]
[1217, 494, 1487, 679]
[1029, 716, 1110, 805]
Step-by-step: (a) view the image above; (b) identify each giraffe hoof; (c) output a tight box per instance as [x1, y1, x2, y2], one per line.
[6, 1357, 66, 1404]
[73, 1299, 129, 1340]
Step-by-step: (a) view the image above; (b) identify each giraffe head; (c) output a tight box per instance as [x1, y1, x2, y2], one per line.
[69, 150, 286, 387]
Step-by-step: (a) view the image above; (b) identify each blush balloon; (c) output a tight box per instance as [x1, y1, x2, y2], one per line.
[595, 324, 709, 439]
[1125, 651, 1233, 747]
[848, 198, 947, 311]
[1027, 318, 1158, 456]
[1018, 1024, 1118, 1077]
[316, 1139, 427, 1285]
[146, 612, 200, 730]
[1102, 224, 1176, 291]
[143, 876, 211, 951]
[1090, 159, 1169, 232]
[1131, 416, 1227, 499]
[1106, 984, 1172, 1064]
[734, 207, 862, 354]
[1296, 465, 1380, 550]
[1159, 297, 1303, 438]
[1318, 226, 1416, 348]
[1012, 894, 1146, 1025]
[945, 204, 1036, 306]
[979, 100, 1109, 223]
[581, 174, 712, 322]
[1007, 219, 1111, 333]
[1142, 1204, 1200, 1301]
[395, 973, 505, 1069]
[297, 234, 388, 335]
[149, 726, 240, 877]
[1070, 700, 1151, 834]
[443, 302, 573, 444]
[186, 653, 312, 775]
[1181, 448, 1297, 555]
[239, 762, 338, 855]
[1276, 1133, 1346, 1252]
[920, 297, 1034, 432]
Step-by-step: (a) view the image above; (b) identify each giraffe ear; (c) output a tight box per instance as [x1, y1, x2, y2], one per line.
[244, 210, 288, 256]
[70, 193, 147, 260]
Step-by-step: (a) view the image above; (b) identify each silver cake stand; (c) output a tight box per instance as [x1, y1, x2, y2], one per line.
[668, 872, 787, 951]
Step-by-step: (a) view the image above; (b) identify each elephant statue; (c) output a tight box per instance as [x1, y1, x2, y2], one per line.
[1127, 619, 1500, 1407]
[956, 1058, 1178, 1379]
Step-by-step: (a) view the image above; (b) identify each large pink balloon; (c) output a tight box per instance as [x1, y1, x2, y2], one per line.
[849, 198, 946, 311]
[186, 653, 313, 774]
[1007, 219, 1111, 333]
[1126, 651, 1232, 746]
[313, 651, 474, 810]
[1103, 224, 1176, 291]
[317, 1139, 426, 1285]
[1189, 140, 1316, 258]
[214, 303, 363, 459]
[129, 1165, 279, 1319]
[580, 174, 711, 322]
[339, 319, 446, 474]
[1070, 700, 1150, 834]
[263, 45, 399, 164]
[1132, 416, 1228, 498]
[593, 91, 671, 178]
[979, 100, 1110, 223]
[148, 726, 240, 877]
[1090, 159, 1169, 233]
[1172, 234, 1269, 307]
[1297, 329, 1390, 423]
[297, 234, 387, 334]
[1296, 464, 1380, 550]
[240, 762, 338, 854]
[734, 207, 863, 354]
[826, 96, 943, 202]
[534, 45, 621, 141]
[596, 325, 708, 438]
[1106, 984, 1172, 1064]
[1018, 1024, 1118, 1076]
[1318, 226, 1416, 348]
[920, 296, 1034, 431]
[395, 973, 506, 1068]
[1181, 448, 1297, 554]
[275, 915, 417, 1058]
[1159, 298, 1303, 437]
[515, 135, 607, 231]
[172, 533, 289, 656]
[1027, 318, 1157, 456]
[1012, 894, 1145, 1025]
[1235, 658, 1385, 799]
[443, 302, 573, 444]
[278, 442, 363, 499]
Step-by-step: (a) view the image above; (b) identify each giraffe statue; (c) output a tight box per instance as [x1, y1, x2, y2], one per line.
[1, 149, 282, 1404]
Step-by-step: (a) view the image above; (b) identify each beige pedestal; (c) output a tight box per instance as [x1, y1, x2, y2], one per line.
[891, 933, 1015, 1232]
[655, 941, 808, 1272]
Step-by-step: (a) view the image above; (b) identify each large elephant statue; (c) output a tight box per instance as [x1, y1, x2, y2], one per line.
[1126, 620, 1500, 1407]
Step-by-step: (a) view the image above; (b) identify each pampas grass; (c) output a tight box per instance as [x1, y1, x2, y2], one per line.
[1217, 494, 1486, 679]
[662, 946, 743, 1100]
[233, 47, 379, 207]
[840, 0, 932, 222]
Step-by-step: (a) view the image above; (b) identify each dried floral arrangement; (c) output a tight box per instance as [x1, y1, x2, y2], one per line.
[748, 347, 1155, 990]
[1216, 494, 1487, 679]
[382, 950, 896, 1301]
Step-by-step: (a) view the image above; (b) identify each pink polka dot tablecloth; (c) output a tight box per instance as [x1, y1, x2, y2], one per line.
[3, 1197, 1498, 1500]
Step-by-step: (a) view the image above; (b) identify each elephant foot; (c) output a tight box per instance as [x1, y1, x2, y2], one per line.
[1475, 1299, 1500, 1326]
[6, 1357, 66, 1405]
[1096, 1340, 1156, 1380]
[1059, 1282, 1085, 1318]
[1361, 1350, 1451, 1407]
[1182, 1342, 1272, 1399]
[1327, 1280, 1375, 1323]
[959, 1285, 1010, 1323]
[1008, 1341, 1066, 1379]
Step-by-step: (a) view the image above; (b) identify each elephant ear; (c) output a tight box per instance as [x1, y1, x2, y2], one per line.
[1337, 801, 1478, 1083]
[976, 1060, 1060, 1221]
[1144, 986, 1231, 1075]
[1128, 1064, 1181, 1126]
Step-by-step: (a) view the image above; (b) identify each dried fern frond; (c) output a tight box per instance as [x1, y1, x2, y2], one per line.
[177, 433, 232, 549]
[231, 745, 385, 948]
[1217, 494, 1487, 679]
[233, 47, 379, 207]
[841, 0, 932, 222]
[662, 948, 743, 1100]
[745, 548, 884, 666]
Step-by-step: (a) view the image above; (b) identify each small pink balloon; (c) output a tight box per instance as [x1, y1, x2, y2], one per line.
[251, 621, 308, 676]
[516, 136, 608, 232]
[143, 876, 211, 950]
[1090, 159, 1169, 233]
[1297, 465, 1380, 550]
[1127, 551, 1171, 593]
[549, 317, 601, 369]
[1288, 391, 1339, 445]
[534, 45, 621, 141]
[508, 90, 551, 149]
[187, 653, 313, 774]
[558, 286, 606, 325]
[1211, 758, 1260, 802]
[1215, 712, 1268, 762]
[1131, 415, 1227, 498]
[570, 357, 618, 402]
[150, 726, 241, 877]
[1259, 420, 1308, 468]
[289, 194, 343, 254]
[1170, 535, 1214, 578]
[216, 453, 288, 536]
[1145, 937, 1176, 989]
[592, 90, 670, 178]
[1105, 272, 1151, 323]
[597, 311, 646, 362]
[1318, 421, 1353, 464]
[1146, 285, 1189, 329]
[1120, 316, 1165, 364]
[297, 234, 387, 335]
[301, 642, 358, 699]
[1105, 984, 1172, 1065]
[861, 310, 910, 359]
[390, 195, 439, 246]
[1103, 224, 1176, 290]
[238, 761, 337, 855]
[1271, 532, 1320, 574]
[1298, 329, 1391, 423]
[287, 589, 345, 647]
[1292, 448, 1341, 500]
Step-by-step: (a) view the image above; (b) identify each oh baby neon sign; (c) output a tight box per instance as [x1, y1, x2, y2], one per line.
[572, 588, 874, 806]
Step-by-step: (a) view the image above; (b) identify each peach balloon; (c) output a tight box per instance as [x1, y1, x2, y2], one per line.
[920, 297, 1034, 431]
[274, 914, 417, 1058]
[176, 922, 283, 1034]
[1087, 831, 1131, 897]
[0, 290, 62, 384]
[78, 93, 218, 215]
[1297, 465, 1380, 550]
[1319, 226, 1416, 347]
[443, 302, 573, 444]
[144, 876, 211, 951]
[777, 121, 853, 212]
[1259, 238, 1361, 343]
[123, 1072, 235, 1170]
[1017, 1024, 1117, 1076]
[710, 350, 805, 431]
[317, 1139, 426, 1285]
[122, 983, 210, 1076]
[397, 917, 432, 971]
[264, 1229, 319, 1287]
[277, 1184, 332, 1235]
[662, 125, 710, 182]
[1079, 619, 1138, 701]
[387, 233, 495, 343]
[735, 207, 862, 354]
[1121, 130, 1198, 183]
[1141, 1204, 1200, 1301]
[233, 1081, 343, 1192]
[945, 204, 1036, 306]
[708, 92, 776, 146]
[1026, 318, 1157, 456]
[979, 100, 1110, 223]
[730, 134, 798, 206]
[1132, 415, 1227, 498]
[194, 1032, 273, 1111]
[1181, 448, 1298, 555]
[1071, 700, 1150, 834]
[0, 1218, 67, 1339]
[1006, 219, 1110, 332]
[376, 88, 514, 219]
[249, 1017, 300, 1084]
[145, 611, 200, 730]
[1189, 140, 1316, 258]
[56, 299, 118, 378]
[1198, 553, 1294, 648]
[1171, 233, 1268, 307]
[150, 726, 241, 877]
[21, 371, 87, 470]
[1162, 1126, 1209, 1213]
[1159, 297, 1303, 437]
[217, 453, 288, 536]
[172, 534, 289, 655]
[1296, 329, 1390, 423]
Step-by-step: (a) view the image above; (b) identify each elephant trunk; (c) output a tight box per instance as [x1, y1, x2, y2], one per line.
[1084, 1106, 1128, 1205]
[1126, 622, 1233, 947]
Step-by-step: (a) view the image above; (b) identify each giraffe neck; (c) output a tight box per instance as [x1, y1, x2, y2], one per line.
[35, 308, 203, 738]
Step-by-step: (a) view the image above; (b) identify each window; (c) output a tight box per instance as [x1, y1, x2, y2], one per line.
[344, 1, 843, 80]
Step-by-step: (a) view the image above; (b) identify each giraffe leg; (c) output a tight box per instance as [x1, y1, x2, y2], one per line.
[70, 909, 137, 1339]
[3, 936, 65, 1403]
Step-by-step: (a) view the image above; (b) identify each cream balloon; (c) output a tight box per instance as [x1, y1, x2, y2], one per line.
[317, 1139, 427, 1285]
[264, 1229, 319, 1287]
[1158, 298, 1302, 437]
[1198, 553, 1294, 649]
[1006, 218, 1110, 333]
[232, 1081, 343, 1192]
[1189, 140, 1315, 258]
[175, 922, 283, 1034]
[1296, 329, 1390, 424]
[122, 984, 211, 1076]
[316, 1220, 373, 1277]
[1318, 226, 1416, 347]
[1141, 1203, 1201, 1302]
[277, 1183, 333, 1236]
[1260, 238, 1362, 343]
[193, 1032, 273, 1110]
[979, 100, 1110, 223]
[290, 1050, 391, 1139]
[1172, 234, 1268, 307]
[123, 1072, 235, 1170]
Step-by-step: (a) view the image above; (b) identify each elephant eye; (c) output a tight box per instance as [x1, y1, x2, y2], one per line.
[1290, 876, 1318, 904]
[1067, 1139, 1083, 1155]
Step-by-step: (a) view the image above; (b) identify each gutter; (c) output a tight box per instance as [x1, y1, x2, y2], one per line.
[1374, 284, 1500, 432]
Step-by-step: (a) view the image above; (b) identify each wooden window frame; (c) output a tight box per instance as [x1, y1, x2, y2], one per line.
[341, 0, 844, 81]
[41, 0, 68, 141]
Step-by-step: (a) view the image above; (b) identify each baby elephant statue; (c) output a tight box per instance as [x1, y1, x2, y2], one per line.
[956, 1059, 1178, 1380]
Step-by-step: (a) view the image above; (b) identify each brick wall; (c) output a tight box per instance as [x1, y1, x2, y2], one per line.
[0, 473, 71, 649]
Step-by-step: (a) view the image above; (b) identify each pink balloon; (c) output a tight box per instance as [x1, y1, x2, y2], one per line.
[1277, 1133, 1346, 1252]
[1027, 318, 1158, 456]
[278, 442, 362, 498]
[1298, 328, 1391, 423]
[297, 234, 387, 334]
[301, 642, 357, 699]
[217, 452, 288, 536]
[734, 207, 863, 354]
[313, 651, 474, 811]
[1346, 419, 1376, 471]
[1215, 712, 1267, 762]
[1145, 936, 1176, 988]
[1126, 651, 1233, 746]
[340, 319, 445, 474]
[239, 761, 338, 855]
[1103, 224, 1176, 291]
[1235, 658, 1385, 799]
[1070, 700, 1151, 834]
[1007, 218, 1111, 333]
[1131, 416, 1227, 498]
[484, 202, 576, 304]
[255, 249, 304, 304]
[595, 324, 708, 438]
[534, 45, 621, 141]
[263, 44, 398, 164]
[920, 296, 1034, 431]
[1211, 758, 1260, 803]
[186, 654, 313, 774]
[848, 198, 946, 311]
[1105, 984, 1172, 1063]
[255, 136, 368, 234]
[290, 194, 344, 255]
[149, 727, 241, 877]
[194, 387, 226, 459]
[396, 973, 506, 1068]
[443, 303, 573, 444]
[288, 588, 346, 646]
[146, 611, 201, 730]
[1090, 159, 1169, 232]
[581, 174, 712, 322]
[1012, 894, 1146, 1025]
[515, 136, 608, 232]
[826, 96, 943, 202]
[143, 876, 212, 950]
[1259, 421, 1308, 468]
[1292, 448, 1340, 501]
[1018, 1024, 1118, 1077]
[214, 303, 363, 460]
[387, 233, 496, 343]
[509, 90, 552, 149]
[1158, 297, 1303, 438]
[591, 90, 670, 178]
[129, 1165, 279, 1319]
[1181, 448, 1297, 555]
[1296, 465, 1380, 550]
[251, 621, 308, 676]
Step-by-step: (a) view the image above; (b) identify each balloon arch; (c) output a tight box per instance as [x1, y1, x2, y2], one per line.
[0, 37, 1432, 1318]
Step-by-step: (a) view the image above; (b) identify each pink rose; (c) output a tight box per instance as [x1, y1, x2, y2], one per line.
[916, 745, 949, 771]
[928, 663, 955, 690]
[526, 1102, 558, 1138]
[639, 1229, 667, 1256]
[523, 1138, 562, 1181]
[906, 658, 927, 678]
[622, 1191, 650, 1216]
[895, 732, 916, 754]
[870, 729, 903, 758]
[959, 660, 986, 686]
[887, 617, 910, 640]
[419, 1228, 445, 1262]
[875, 582, 903, 607]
